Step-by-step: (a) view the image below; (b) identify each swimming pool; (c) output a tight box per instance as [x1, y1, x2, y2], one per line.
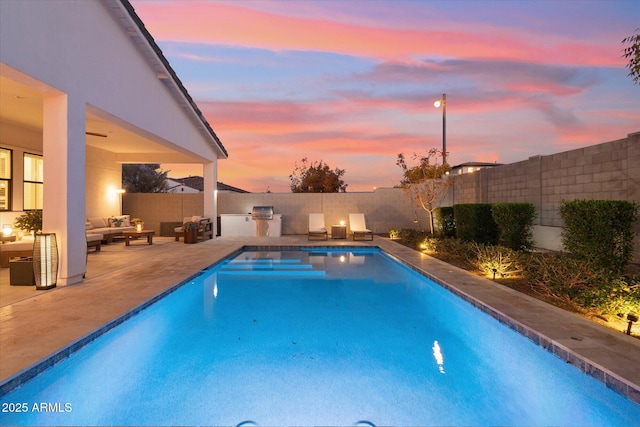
[1, 248, 639, 426]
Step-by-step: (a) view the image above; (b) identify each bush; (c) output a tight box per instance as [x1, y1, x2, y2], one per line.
[491, 203, 536, 250]
[397, 228, 430, 249]
[473, 243, 522, 278]
[599, 276, 640, 319]
[419, 236, 440, 253]
[433, 237, 476, 268]
[523, 253, 598, 304]
[453, 204, 499, 245]
[560, 200, 638, 274]
[434, 206, 456, 237]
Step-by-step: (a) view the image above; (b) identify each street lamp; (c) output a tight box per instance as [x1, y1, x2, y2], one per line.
[434, 93, 446, 164]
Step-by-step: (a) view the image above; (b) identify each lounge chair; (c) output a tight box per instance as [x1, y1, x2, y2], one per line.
[308, 213, 328, 240]
[349, 213, 373, 241]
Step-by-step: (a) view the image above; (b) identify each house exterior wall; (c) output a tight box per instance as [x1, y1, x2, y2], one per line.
[86, 146, 122, 219]
[0, 0, 223, 284]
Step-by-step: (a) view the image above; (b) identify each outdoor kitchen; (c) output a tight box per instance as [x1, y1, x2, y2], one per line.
[219, 206, 282, 237]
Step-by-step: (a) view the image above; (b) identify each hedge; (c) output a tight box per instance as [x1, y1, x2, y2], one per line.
[452, 203, 499, 245]
[434, 206, 456, 237]
[560, 199, 638, 274]
[491, 203, 536, 250]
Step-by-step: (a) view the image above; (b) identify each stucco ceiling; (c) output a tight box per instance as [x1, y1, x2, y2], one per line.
[0, 74, 199, 163]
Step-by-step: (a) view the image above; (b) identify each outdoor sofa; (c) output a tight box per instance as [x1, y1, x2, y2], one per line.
[86, 215, 136, 243]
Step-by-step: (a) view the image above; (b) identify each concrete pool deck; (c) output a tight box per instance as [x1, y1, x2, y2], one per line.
[1, 235, 639, 403]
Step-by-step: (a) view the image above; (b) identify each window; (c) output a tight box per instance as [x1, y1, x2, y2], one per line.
[0, 148, 12, 211]
[24, 153, 43, 210]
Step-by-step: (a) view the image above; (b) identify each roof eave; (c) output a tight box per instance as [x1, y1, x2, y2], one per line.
[109, 0, 228, 159]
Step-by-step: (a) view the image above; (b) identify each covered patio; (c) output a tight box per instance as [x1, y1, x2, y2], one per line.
[0, 0, 226, 286]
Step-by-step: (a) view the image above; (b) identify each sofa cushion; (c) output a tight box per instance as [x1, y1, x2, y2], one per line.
[85, 220, 94, 230]
[86, 233, 103, 242]
[109, 215, 131, 228]
[0, 239, 35, 252]
[88, 217, 108, 228]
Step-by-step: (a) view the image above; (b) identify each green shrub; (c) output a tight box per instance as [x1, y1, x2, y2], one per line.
[434, 237, 476, 268]
[598, 276, 640, 319]
[434, 206, 456, 237]
[560, 199, 638, 274]
[453, 203, 499, 245]
[491, 203, 536, 251]
[419, 236, 442, 252]
[389, 228, 400, 240]
[473, 243, 522, 278]
[523, 253, 597, 304]
[397, 228, 430, 249]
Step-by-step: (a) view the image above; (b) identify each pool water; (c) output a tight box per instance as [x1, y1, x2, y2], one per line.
[1, 248, 639, 426]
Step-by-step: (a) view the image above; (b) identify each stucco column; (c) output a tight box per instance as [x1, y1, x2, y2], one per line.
[43, 93, 86, 286]
[203, 161, 217, 236]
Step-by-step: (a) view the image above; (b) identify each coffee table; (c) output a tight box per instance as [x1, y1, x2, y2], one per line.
[122, 230, 155, 246]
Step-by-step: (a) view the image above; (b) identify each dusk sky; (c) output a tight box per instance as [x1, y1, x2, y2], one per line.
[131, 0, 640, 192]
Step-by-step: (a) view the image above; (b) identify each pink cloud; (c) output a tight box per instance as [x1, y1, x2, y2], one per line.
[132, 1, 624, 66]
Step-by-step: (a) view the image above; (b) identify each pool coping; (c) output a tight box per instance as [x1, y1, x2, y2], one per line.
[1, 240, 639, 405]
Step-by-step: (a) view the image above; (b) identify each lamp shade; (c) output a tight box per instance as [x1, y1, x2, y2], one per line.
[33, 233, 58, 290]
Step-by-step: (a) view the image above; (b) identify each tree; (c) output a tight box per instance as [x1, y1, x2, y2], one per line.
[122, 164, 169, 193]
[289, 157, 347, 193]
[396, 148, 451, 235]
[622, 29, 640, 85]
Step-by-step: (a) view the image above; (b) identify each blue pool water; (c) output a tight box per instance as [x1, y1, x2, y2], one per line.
[1, 248, 639, 426]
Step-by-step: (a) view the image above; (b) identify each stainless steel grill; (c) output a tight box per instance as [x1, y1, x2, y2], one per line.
[251, 206, 274, 220]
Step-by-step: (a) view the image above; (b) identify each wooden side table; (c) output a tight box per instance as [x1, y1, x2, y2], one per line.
[331, 225, 347, 239]
[122, 230, 155, 246]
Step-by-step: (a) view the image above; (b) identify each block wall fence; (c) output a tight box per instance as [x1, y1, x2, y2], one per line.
[123, 132, 640, 261]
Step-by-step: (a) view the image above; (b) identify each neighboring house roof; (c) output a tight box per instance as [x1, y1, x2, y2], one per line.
[217, 182, 250, 193]
[170, 177, 250, 193]
[450, 162, 503, 175]
[173, 176, 205, 192]
[451, 162, 503, 168]
[116, 0, 228, 158]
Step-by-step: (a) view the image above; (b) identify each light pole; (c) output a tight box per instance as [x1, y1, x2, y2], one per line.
[434, 93, 446, 164]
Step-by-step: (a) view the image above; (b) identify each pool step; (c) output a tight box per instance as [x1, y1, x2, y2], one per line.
[219, 259, 325, 276]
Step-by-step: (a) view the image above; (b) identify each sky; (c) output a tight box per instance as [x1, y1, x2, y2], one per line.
[131, 0, 640, 193]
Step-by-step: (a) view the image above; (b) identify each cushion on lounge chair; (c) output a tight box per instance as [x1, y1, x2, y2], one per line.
[308, 213, 328, 240]
[348, 213, 373, 241]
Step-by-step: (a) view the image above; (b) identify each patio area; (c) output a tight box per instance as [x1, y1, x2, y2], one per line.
[1, 235, 639, 403]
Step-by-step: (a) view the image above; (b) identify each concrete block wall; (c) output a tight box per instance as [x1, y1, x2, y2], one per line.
[123, 132, 639, 260]
[124, 188, 429, 237]
[122, 193, 204, 234]
[442, 132, 640, 261]
[218, 188, 427, 235]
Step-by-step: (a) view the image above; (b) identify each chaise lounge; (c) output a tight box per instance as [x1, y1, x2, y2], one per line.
[349, 213, 373, 241]
[308, 213, 328, 240]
